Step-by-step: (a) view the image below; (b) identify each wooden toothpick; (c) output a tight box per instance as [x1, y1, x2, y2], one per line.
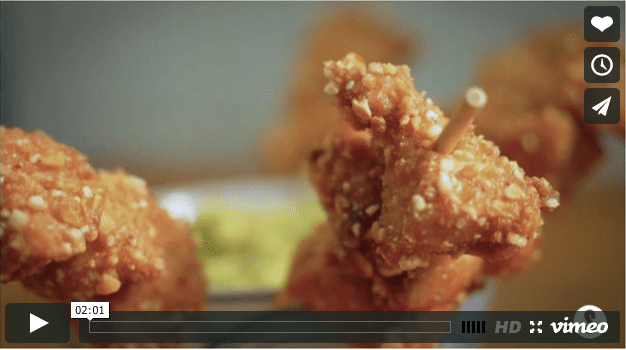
[434, 86, 487, 155]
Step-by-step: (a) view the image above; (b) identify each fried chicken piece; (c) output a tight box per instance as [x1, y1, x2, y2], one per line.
[316, 53, 558, 276]
[262, 6, 417, 173]
[309, 124, 384, 252]
[281, 53, 558, 348]
[91, 200, 208, 312]
[375, 253, 485, 313]
[2, 126, 102, 282]
[481, 236, 542, 278]
[277, 222, 379, 312]
[310, 127, 545, 282]
[1, 125, 208, 310]
[280, 222, 484, 311]
[1, 126, 163, 298]
[280, 222, 484, 347]
[474, 23, 624, 197]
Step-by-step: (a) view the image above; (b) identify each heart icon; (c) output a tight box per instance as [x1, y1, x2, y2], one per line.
[591, 16, 613, 32]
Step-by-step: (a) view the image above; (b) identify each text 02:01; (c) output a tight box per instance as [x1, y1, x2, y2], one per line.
[76, 305, 104, 315]
[70, 302, 110, 320]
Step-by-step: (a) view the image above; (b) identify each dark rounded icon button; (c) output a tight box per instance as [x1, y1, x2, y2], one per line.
[584, 88, 621, 125]
[585, 6, 620, 42]
[584, 47, 621, 84]
[5, 303, 70, 343]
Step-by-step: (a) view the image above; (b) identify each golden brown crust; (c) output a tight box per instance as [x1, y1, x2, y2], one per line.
[91, 206, 208, 312]
[385, 254, 485, 312]
[308, 125, 384, 252]
[279, 223, 488, 348]
[282, 54, 561, 350]
[1, 126, 101, 281]
[481, 236, 542, 278]
[18, 170, 171, 301]
[2, 126, 165, 299]
[278, 222, 379, 311]
[316, 53, 559, 275]
[1, 125, 208, 311]
[280, 222, 484, 313]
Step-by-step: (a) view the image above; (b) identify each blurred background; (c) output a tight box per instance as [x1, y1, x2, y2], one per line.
[2, 1, 622, 184]
[1, 1, 624, 348]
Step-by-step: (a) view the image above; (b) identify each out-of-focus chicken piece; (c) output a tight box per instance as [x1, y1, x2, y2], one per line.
[319, 53, 559, 275]
[89, 212, 207, 348]
[280, 222, 429, 347]
[482, 236, 542, 278]
[280, 222, 485, 313]
[1, 126, 208, 310]
[380, 254, 485, 312]
[474, 23, 623, 197]
[476, 43, 601, 197]
[262, 6, 417, 173]
[92, 201, 209, 312]
[277, 222, 379, 311]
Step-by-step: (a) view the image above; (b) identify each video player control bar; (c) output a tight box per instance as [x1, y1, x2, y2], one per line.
[78, 311, 620, 344]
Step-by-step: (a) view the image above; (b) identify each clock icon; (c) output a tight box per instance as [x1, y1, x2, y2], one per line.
[584, 47, 620, 83]
[591, 54, 613, 76]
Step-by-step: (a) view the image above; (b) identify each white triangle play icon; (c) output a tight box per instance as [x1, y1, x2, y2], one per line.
[30, 313, 49, 333]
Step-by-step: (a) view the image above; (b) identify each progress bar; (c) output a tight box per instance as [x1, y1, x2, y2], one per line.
[88, 320, 451, 334]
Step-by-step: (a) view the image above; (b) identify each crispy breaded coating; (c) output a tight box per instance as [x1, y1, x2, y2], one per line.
[2, 126, 164, 298]
[280, 222, 484, 349]
[281, 53, 560, 349]
[309, 126, 384, 252]
[280, 220, 498, 349]
[308, 128, 544, 282]
[280, 222, 484, 313]
[262, 6, 417, 173]
[482, 236, 542, 278]
[474, 23, 624, 197]
[1, 126, 208, 309]
[383, 254, 484, 312]
[2, 126, 102, 281]
[317, 53, 559, 275]
[278, 222, 379, 311]
[91, 204, 208, 312]
[17, 171, 170, 301]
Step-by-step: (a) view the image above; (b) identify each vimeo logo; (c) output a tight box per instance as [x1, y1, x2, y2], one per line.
[566, 305, 609, 339]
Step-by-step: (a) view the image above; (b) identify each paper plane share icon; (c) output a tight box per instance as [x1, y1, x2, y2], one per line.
[584, 88, 619, 125]
[592, 96, 612, 116]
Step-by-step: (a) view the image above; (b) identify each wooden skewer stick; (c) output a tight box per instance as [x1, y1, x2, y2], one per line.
[434, 86, 487, 155]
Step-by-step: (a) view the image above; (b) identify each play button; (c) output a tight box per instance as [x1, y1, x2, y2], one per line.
[5, 303, 70, 343]
[30, 313, 49, 333]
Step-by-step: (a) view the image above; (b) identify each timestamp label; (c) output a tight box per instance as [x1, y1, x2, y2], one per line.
[71, 302, 110, 320]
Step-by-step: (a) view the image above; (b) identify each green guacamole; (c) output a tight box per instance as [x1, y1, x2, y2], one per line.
[192, 201, 326, 290]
